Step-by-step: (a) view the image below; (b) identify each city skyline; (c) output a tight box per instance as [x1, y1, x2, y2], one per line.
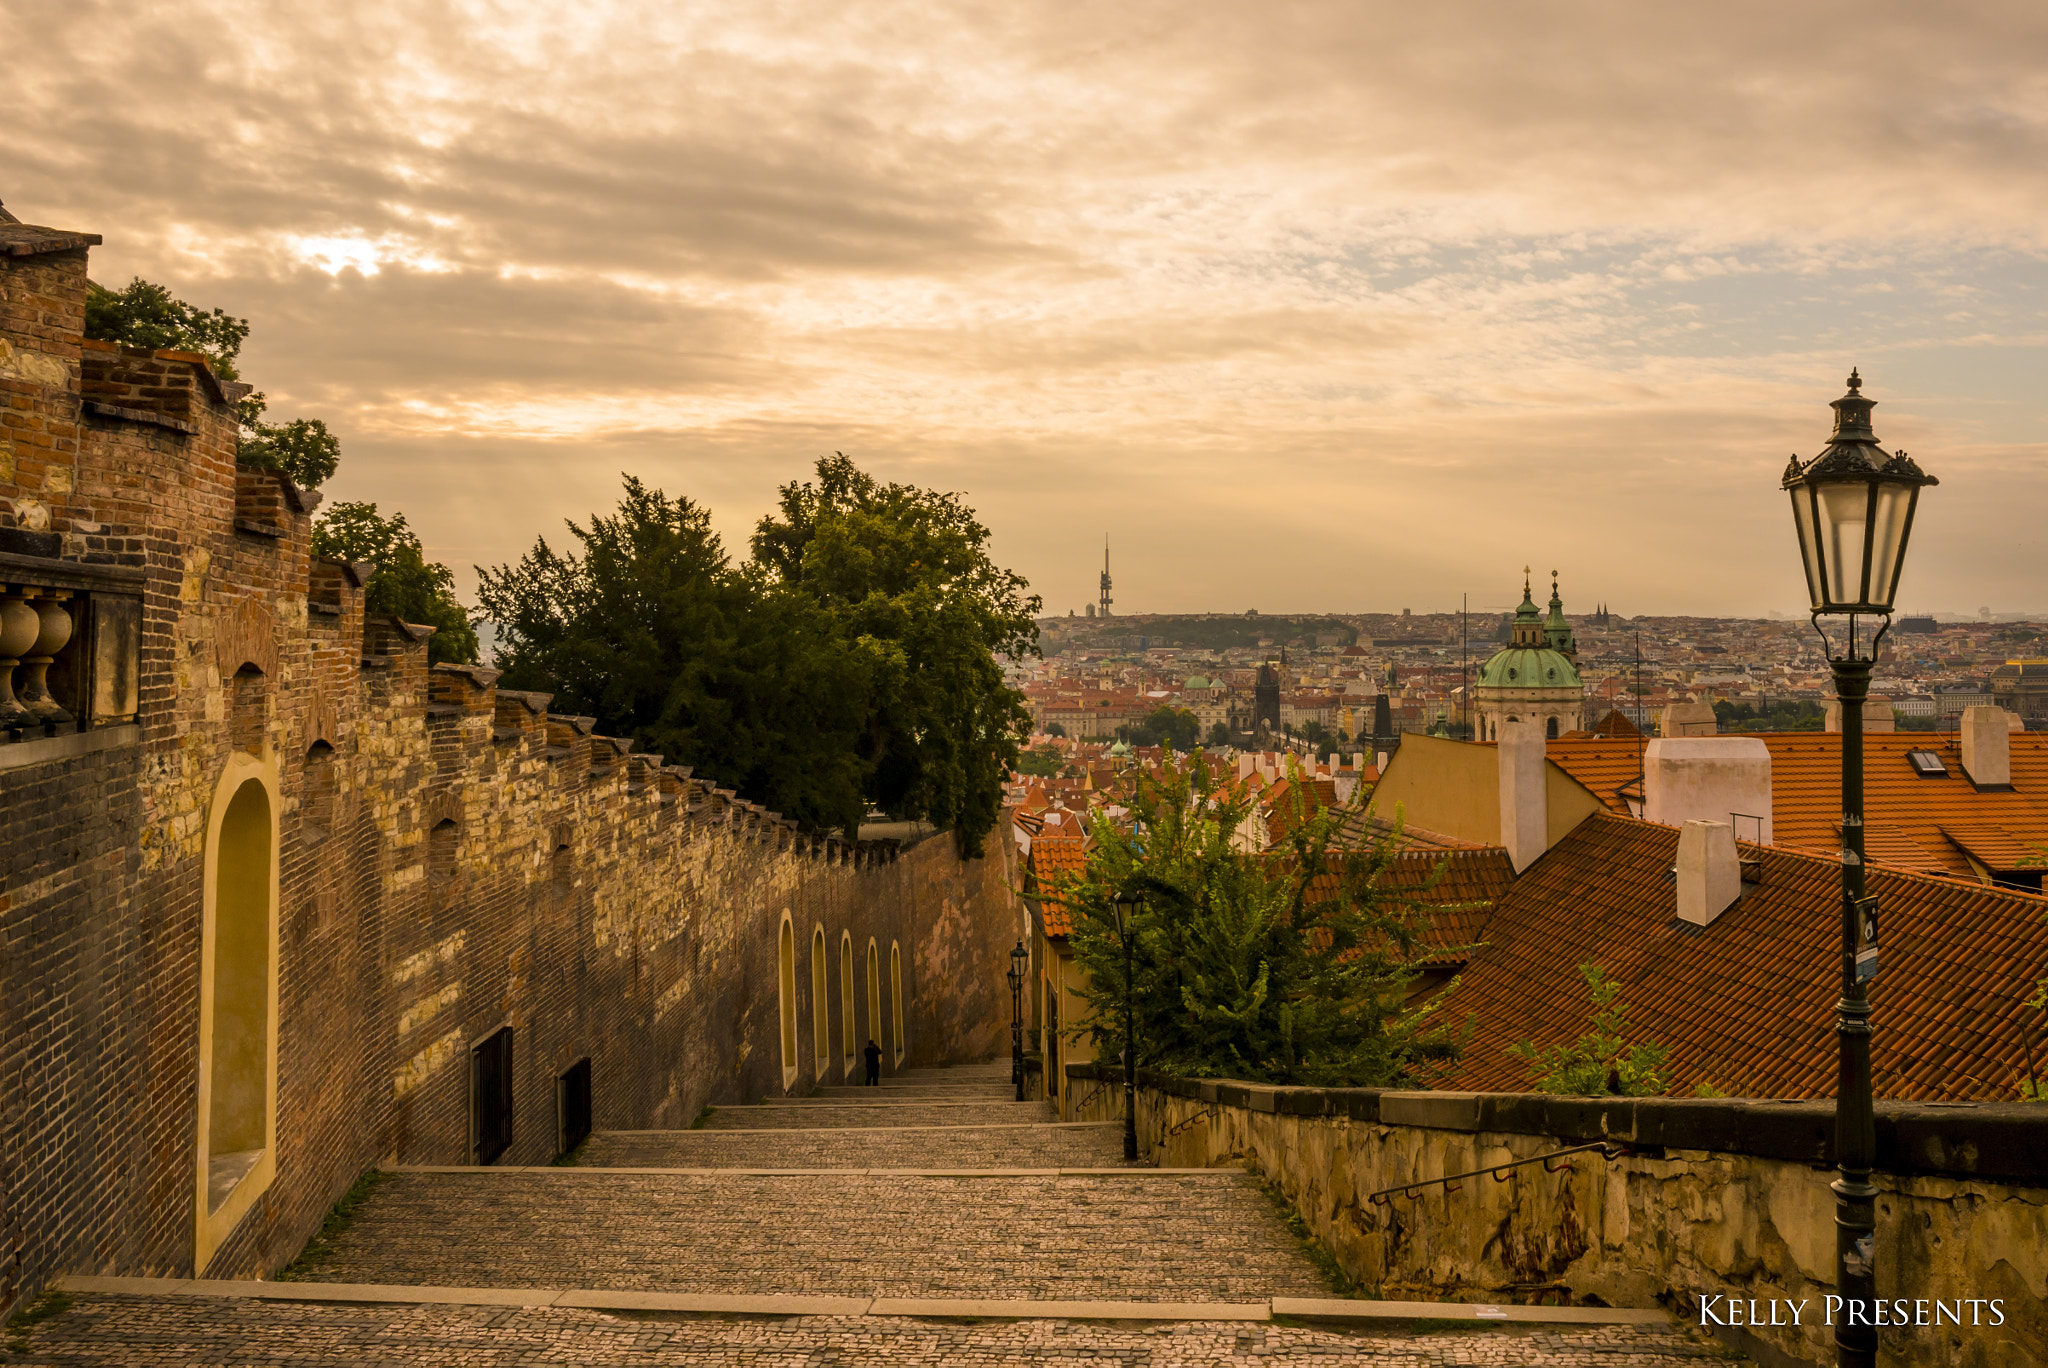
[10, 1, 2047, 617]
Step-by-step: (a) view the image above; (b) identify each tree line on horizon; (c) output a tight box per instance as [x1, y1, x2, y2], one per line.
[86, 279, 1037, 854]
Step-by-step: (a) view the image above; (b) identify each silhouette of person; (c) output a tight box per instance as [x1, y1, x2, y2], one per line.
[863, 1038, 882, 1085]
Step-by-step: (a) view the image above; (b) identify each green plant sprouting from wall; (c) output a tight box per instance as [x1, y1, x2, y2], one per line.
[1509, 963, 1669, 1096]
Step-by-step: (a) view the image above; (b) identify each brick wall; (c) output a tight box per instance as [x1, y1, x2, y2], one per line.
[0, 226, 1021, 1305]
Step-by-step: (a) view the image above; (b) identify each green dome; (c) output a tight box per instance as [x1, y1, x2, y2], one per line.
[1184, 676, 1210, 690]
[1109, 740, 1131, 756]
[1476, 646, 1581, 690]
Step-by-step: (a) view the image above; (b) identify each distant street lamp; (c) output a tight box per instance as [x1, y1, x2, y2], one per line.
[1110, 888, 1143, 1161]
[1007, 941, 1028, 1103]
[1781, 368, 1936, 1368]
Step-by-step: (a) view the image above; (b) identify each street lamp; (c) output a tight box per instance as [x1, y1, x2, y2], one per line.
[1007, 941, 1028, 1103]
[1781, 368, 1936, 1368]
[1110, 888, 1143, 1162]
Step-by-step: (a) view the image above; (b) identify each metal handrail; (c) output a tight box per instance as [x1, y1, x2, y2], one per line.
[1160, 1105, 1217, 1142]
[1364, 1141, 1630, 1206]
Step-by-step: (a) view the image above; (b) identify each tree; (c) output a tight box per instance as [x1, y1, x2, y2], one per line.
[1125, 705, 1200, 752]
[1051, 752, 1470, 1087]
[1016, 744, 1064, 779]
[84, 276, 340, 489]
[751, 454, 1041, 856]
[1207, 721, 1232, 748]
[1508, 964, 1668, 1096]
[1046, 722, 1067, 738]
[312, 502, 479, 666]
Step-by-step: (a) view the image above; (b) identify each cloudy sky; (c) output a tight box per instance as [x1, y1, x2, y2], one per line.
[10, 0, 2048, 617]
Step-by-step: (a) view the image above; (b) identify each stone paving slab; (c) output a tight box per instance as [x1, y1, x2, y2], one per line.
[580, 1122, 1128, 1169]
[292, 1170, 1331, 1302]
[698, 1101, 1056, 1129]
[10, 1293, 1750, 1365]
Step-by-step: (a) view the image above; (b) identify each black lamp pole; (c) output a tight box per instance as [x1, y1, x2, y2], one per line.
[1007, 941, 1026, 1103]
[1782, 369, 1936, 1368]
[1111, 890, 1141, 1161]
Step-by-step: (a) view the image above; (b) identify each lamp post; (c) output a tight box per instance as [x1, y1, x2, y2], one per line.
[1007, 940, 1027, 1103]
[1781, 368, 1936, 1368]
[1110, 888, 1142, 1161]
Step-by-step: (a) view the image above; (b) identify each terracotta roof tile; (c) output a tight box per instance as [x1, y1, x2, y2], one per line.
[1434, 812, 2048, 1101]
[1028, 836, 1089, 937]
[1542, 732, 2048, 883]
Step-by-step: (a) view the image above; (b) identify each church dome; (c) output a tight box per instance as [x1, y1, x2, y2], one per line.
[1476, 646, 1580, 690]
[1476, 570, 1582, 691]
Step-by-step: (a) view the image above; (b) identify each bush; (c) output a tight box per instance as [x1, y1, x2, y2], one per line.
[1509, 963, 1667, 1095]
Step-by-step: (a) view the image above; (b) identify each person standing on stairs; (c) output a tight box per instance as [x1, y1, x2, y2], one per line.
[863, 1038, 882, 1085]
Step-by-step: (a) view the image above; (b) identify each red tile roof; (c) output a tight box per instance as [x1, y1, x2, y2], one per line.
[1435, 812, 2048, 1101]
[1027, 836, 1089, 937]
[1542, 732, 2048, 883]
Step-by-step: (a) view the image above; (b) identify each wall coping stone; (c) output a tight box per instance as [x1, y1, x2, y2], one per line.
[1065, 1062, 2048, 1183]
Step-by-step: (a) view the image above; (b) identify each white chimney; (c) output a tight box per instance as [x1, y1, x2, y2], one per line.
[1353, 751, 1366, 774]
[1237, 753, 1255, 781]
[1644, 737, 1773, 843]
[1676, 820, 1742, 926]
[1824, 697, 1896, 732]
[1961, 705, 2012, 788]
[1498, 725, 1548, 872]
[1660, 700, 1718, 736]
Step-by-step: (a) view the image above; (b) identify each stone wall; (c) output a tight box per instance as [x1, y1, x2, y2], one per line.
[0, 230, 1020, 1309]
[1068, 1064, 2048, 1368]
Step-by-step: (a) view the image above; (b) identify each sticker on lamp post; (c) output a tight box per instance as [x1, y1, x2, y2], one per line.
[1854, 896, 1879, 982]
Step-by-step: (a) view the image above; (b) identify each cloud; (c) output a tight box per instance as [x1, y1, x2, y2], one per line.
[7, 0, 2047, 617]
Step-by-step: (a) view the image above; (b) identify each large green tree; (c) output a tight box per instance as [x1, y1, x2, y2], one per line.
[476, 476, 880, 840]
[1053, 754, 1472, 1087]
[312, 502, 479, 666]
[751, 454, 1040, 855]
[85, 276, 339, 489]
[478, 460, 1037, 852]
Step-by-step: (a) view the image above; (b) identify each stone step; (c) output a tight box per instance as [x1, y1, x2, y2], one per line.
[287, 1170, 1330, 1303]
[701, 1101, 1056, 1129]
[19, 1289, 1722, 1366]
[579, 1123, 1128, 1170]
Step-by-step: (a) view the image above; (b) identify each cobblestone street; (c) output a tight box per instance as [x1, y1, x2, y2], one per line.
[11, 1063, 1747, 1365]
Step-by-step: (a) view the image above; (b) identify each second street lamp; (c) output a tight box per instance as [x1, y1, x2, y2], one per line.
[1110, 888, 1142, 1162]
[1007, 941, 1027, 1103]
[1781, 368, 1936, 1368]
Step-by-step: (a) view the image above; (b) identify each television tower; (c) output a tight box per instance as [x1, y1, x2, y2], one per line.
[1098, 537, 1113, 617]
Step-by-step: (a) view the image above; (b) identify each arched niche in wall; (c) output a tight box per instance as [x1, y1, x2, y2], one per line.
[810, 925, 829, 1079]
[889, 940, 904, 1066]
[776, 912, 799, 1092]
[194, 751, 281, 1274]
[839, 932, 855, 1079]
[865, 937, 881, 1068]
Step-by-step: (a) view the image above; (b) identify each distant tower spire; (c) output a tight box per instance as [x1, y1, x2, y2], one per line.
[1098, 536, 1114, 618]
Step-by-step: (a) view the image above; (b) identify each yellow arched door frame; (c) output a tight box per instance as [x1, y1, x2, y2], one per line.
[776, 912, 799, 1092]
[193, 750, 282, 1274]
[865, 938, 881, 1075]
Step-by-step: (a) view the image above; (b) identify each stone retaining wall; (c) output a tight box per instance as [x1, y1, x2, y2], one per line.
[1066, 1062, 2047, 1368]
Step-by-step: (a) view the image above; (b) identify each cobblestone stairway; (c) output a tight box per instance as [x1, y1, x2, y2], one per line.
[20, 1058, 1745, 1364]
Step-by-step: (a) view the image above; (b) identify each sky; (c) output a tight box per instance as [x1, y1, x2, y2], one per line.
[8, 0, 2048, 619]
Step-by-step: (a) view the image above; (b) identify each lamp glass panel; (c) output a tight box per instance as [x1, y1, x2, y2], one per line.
[1866, 480, 1915, 610]
[1789, 485, 1825, 609]
[1816, 480, 1873, 607]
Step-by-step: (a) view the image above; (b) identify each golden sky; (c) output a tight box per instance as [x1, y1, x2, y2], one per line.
[11, 0, 2048, 617]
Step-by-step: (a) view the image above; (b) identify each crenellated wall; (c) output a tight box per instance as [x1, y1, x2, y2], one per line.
[0, 222, 1021, 1305]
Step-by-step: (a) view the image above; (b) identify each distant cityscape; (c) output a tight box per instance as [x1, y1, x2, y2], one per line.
[1010, 570, 2048, 746]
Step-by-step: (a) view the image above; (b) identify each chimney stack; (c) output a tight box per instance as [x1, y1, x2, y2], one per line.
[1960, 705, 2013, 788]
[1498, 723, 1548, 872]
[1824, 696, 1896, 732]
[1644, 737, 1773, 843]
[1659, 700, 1718, 736]
[1676, 820, 1741, 926]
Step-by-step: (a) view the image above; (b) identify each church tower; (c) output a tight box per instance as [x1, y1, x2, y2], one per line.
[1472, 569, 1587, 743]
